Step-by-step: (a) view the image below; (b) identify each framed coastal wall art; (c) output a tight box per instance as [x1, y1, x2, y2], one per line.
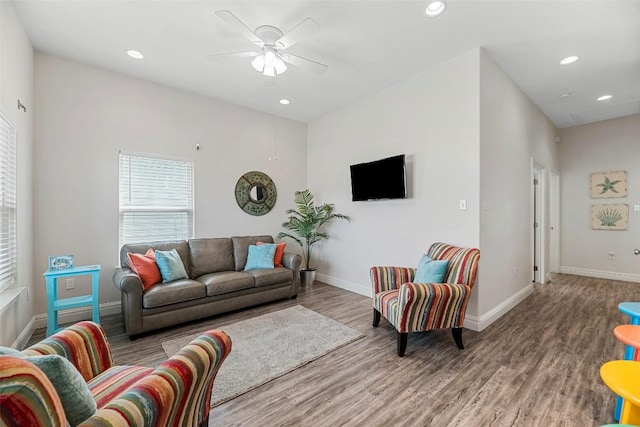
[590, 170, 627, 198]
[591, 204, 629, 230]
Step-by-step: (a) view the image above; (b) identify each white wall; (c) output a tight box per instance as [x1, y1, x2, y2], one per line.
[307, 49, 481, 307]
[558, 114, 640, 281]
[478, 49, 559, 322]
[0, 1, 34, 347]
[33, 53, 307, 318]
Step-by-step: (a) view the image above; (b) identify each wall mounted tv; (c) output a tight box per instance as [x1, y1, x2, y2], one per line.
[350, 154, 407, 201]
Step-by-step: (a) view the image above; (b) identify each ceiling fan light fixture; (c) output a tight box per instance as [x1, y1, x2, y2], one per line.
[425, 1, 447, 17]
[263, 64, 276, 77]
[274, 57, 288, 74]
[251, 54, 265, 72]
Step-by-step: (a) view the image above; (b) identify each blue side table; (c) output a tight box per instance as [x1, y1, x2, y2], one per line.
[43, 264, 101, 336]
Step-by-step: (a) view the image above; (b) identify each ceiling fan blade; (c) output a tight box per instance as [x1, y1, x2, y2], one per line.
[282, 53, 328, 75]
[215, 10, 263, 47]
[276, 18, 320, 50]
[207, 51, 259, 61]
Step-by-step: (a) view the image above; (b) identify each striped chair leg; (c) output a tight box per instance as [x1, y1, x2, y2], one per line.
[452, 328, 464, 349]
[373, 309, 381, 327]
[397, 332, 408, 357]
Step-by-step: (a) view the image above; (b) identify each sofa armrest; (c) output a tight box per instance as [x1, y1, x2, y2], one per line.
[23, 321, 114, 382]
[281, 252, 301, 271]
[0, 356, 69, 427]
[281, 252, 302, 296]
[78, 330, 232, 427]
[370, 266, 416, 294]
[112, 268, 145, 336]
[396, 282, 471, 332]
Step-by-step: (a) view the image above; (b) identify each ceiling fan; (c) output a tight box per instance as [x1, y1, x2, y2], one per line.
[208, 10, 328, 77]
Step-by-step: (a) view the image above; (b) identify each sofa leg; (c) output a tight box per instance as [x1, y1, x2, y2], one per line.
[199, 414, 209, 427]
[373, 309, 381, 327]
[452, 327, 464, 349]
[397, 332, 408, 357]
[291, 294, 298, 300]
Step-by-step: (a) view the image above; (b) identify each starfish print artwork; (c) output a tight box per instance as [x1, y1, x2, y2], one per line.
[595, 176, 621, 194]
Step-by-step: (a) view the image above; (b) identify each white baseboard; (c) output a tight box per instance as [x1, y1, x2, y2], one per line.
[316, 273, 372, 298]
[33, 301, 121, 329]
[464, 284, 533, 332]
[560, 266, 640, 283]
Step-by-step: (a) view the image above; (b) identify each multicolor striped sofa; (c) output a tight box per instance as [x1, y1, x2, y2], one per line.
[0, 321, 231, 426]
[371, 242, 480, 357]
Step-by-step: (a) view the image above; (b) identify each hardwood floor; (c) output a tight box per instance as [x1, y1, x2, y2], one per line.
[27, 274, 639, 426]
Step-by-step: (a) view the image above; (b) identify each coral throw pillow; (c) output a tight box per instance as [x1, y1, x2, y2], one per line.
[257, 241, 286, 267]
[127, 248, 161, 291]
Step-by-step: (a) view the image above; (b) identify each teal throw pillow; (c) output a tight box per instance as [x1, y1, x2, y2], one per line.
[155, 248, 189, 283]
[244, 244, 276, 271]
[24, 354, 97, 426]
[414, 255, 449, 283]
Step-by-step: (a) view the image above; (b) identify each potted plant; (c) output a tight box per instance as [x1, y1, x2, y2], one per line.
[277, 189, 350, 287]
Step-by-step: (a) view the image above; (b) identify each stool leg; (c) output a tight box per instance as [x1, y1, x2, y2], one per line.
[615, 396, 623, 422]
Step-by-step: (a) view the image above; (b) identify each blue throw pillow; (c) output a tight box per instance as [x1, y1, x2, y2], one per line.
[155, 248, 188, 283]
[244, 244, 276, 271]
[414, 255, 449, 283]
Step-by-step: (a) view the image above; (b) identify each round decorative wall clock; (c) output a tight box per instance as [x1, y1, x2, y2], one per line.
[234, 171, 277, 216]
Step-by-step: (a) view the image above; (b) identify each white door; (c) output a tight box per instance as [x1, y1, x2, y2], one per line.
[549, 171, 560, 274]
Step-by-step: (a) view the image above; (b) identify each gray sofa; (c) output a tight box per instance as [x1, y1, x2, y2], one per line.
[112, 235, 301, 337]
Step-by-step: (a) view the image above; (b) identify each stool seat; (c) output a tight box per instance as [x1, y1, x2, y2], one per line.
[615, 325, 640, 350]
[619, 302, 640, 324]
[601, 360, 640, 425]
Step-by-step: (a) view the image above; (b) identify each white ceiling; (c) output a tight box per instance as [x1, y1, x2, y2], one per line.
[12, 0, 640, 126]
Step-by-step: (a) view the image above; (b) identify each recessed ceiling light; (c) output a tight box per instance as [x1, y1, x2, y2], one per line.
[279, 99, 290, 105]
[559, 55, 579, 65]
[559, 92, 572, 98]
[126, 50, 144, 59]
[597, 94, 613, 101]
[425, 1, 447, 17]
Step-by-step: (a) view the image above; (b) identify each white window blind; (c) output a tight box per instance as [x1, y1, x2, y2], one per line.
[119, 153, 194, 248]
[0, 113, 17, 292]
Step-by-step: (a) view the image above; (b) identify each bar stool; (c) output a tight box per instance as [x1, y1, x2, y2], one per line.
[600, 360, 640, 425]
[619, 302, 640, 325]
[615, 325, 640, 362]
[614, 303, 640, 420]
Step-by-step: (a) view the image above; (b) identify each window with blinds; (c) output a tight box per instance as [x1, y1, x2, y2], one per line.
[119, 153, 194, 249]
[0, 113, 17, 292]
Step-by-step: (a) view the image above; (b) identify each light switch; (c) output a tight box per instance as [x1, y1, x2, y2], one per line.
[459, 200, 467, 210]
[634, 205, 640, 212]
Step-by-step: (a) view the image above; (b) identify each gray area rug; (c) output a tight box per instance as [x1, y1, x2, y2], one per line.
[162, 305, 364, 407]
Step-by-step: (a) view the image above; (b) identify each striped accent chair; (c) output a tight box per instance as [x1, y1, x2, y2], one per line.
[0, 321, 231, 426]
[371, 242, 480, 357]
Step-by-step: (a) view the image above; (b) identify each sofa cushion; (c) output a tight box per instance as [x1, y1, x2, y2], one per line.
[231, 235, 274, 271]
[120, 240, 191, 277]
[198, 271, 255, 296]
[142, 279, 205, 309]
[87, 365, 153, 409]
[188, 238, 234, 277]
[246, 267, 293, 287]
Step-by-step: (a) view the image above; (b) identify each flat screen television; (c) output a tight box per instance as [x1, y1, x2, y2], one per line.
[350, 154, 407, 201]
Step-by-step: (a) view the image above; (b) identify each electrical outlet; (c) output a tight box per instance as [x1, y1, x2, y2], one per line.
[634, 205, 640, 212]
[459, 199, 467, 210]
[513, 267, 518, 278]
[608, 252, 615, 260]
[65, 278, 75, 290]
